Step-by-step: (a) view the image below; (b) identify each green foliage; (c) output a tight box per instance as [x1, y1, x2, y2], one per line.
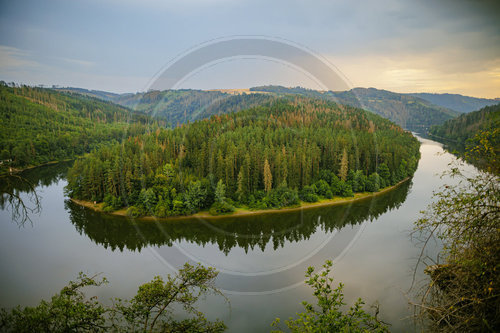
[366, 173, 381, 192]
[0, 264, 227, 333]
[66, 97, 420, 217]
[377, 163, 391, 186]
[0, 273, 108, 332]
[0, 84, 154, 172]
[429, 104, 500, 174]
[214, 180, 226, 203]
[413, 160, 500, 331]
[429, 103, 499, 146]
[126, 206, 144, 218]
[65, 177, 413, 254]
[300, 185, 319, 203]
[184, 180, 208, 213]
[271, 260, 389, 332]
[209, 201, 235, 216]
[111, 263, 226, 332]
[466, 128, 500, 175]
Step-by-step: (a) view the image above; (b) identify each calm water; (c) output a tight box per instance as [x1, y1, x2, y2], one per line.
[0, 137, 472, 332]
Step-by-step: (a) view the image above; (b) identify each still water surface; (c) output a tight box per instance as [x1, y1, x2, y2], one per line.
[0, 137, 471, 331]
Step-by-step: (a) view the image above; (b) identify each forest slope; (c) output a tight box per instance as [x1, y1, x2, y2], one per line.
[0, 84, 155, 172]
[58, 86, 460, 132]
[251, 86, 459, 132]
[428, 104, 499, 144]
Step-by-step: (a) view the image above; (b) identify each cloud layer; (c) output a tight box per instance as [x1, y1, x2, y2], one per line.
[0, 0, 498, 97]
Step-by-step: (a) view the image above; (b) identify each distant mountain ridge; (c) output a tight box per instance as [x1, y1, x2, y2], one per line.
[409, 92, 499, 113]
[56, 85, 499, 132]
[251, 85, 459, 131]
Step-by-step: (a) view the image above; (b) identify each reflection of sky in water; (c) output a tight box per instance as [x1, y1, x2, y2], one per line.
[0, 137, 479, 332]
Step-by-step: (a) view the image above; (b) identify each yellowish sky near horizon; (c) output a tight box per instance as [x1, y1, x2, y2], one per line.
[332, 54, 500, 99]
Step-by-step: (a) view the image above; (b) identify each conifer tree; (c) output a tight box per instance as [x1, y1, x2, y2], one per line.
[263, 158, 273, 193]
[339, 148, 349, 181]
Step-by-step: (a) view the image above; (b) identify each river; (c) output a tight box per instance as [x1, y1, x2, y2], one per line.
[0, 136, 473, 332]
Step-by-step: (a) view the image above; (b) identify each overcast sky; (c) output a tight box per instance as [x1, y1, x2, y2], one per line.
[0, 0, 498, 98]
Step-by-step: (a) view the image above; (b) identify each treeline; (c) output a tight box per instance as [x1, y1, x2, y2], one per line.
[0, 83, 158, 172]
[66, 97, 420, 217]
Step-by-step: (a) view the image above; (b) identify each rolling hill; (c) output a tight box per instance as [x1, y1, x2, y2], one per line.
[0, 84, 154, 172]
[429, 103, 500, 144]
[57, 85, 478, 132]
[410, 92, 499, 114]
[251, 86, 459, 131]
[428, 103, 499, 173]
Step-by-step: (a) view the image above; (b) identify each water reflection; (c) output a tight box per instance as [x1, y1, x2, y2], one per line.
[0, 162, 72, 225]
[65, 180, 412, 253]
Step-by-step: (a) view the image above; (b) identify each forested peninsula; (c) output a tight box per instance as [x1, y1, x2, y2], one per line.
[66, 97, 420, 218]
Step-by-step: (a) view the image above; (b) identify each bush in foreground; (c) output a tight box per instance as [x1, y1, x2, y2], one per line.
[272, 260, 389, 332]
[0, 264, 227, 333]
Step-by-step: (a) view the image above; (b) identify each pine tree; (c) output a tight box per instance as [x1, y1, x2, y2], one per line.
[339, 147, 349, 181]
[263, 158, 273, 193]
[236, 168, 246, 201]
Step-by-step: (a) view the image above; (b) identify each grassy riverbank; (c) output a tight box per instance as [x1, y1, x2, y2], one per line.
[71, 177, 410, 221]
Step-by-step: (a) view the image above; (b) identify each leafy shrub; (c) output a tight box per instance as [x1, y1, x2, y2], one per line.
[126, 206, 144, 218]
[338, 180, 354, 197]
[300, 185, 319, 203]
[272, 260, 389, 332]
[314, 180, 331, 198]
[209, 201, 235, 215]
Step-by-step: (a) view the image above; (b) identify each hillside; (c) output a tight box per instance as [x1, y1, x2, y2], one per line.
[55, 87, 121, 101]
[251, 85, 459, 131]
[429, 103, 500, 143]
[110, 90, 227, 125]
[57, 87, 278, 126]
[57, 85, 464, 131]
[66, 97, 420, 218]
[429, 103, 499, 173]
[410, 92, 499, 113]
[0, 84, 155, 172]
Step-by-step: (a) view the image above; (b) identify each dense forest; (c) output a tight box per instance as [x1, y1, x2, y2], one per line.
[66, 97, 420, 218]
[251, 86, 459, 131]
[0, 83, 157, 173]
[429, 103, 499, 174]
[429, 103, 500, 144]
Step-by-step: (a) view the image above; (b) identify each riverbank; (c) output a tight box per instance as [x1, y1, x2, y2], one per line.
[0, 159, 73, 176]
[71, 177, 411, 221]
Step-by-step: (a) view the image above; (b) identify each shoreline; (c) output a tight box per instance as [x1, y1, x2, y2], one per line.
[0, 159, 73, 176]
[71, 177, 410, 222]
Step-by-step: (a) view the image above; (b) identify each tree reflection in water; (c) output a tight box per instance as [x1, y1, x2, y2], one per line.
[0, 162, 72, 226]
[65, 180, 412, 254]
